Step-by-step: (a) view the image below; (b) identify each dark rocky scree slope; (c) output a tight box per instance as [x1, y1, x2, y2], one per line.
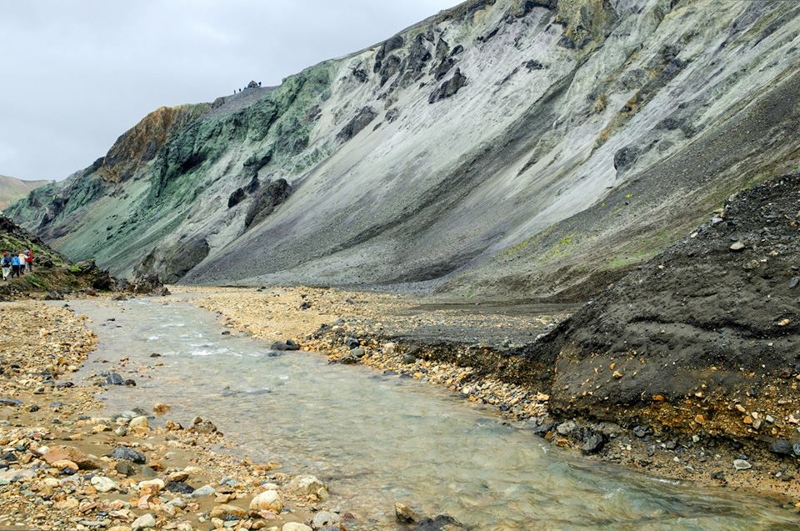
[533, 174, 800, 451]
[6, 0, 800, 302]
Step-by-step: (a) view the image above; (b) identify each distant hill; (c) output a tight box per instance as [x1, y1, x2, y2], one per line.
[0, 175, 52, 211]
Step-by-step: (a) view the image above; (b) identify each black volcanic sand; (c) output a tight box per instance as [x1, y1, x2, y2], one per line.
[546, 174, 800, 434]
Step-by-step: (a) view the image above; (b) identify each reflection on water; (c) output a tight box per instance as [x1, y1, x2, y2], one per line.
[69, 299, 798, 530]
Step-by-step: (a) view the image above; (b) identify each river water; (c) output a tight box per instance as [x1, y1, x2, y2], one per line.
[67, 298, 797, 530]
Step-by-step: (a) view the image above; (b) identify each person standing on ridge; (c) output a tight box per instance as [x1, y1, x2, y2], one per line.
[1, 253, 11, 280]
[18, 252, 27, 275]
[10, 254, 20, 277]
[25, 249, 33, 272]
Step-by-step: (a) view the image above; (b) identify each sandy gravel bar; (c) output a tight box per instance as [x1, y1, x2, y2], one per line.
[0, 300, 342, 531]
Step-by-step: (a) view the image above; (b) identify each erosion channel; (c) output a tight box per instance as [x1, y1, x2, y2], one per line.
[69, 297, 797, 530]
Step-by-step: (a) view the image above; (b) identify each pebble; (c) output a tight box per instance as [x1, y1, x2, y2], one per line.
[769, 440, 793, 456]
[90, 476, 118, 493]
[282, 524, 312, 531]
[729, 241, 746, 251]
[132, 513, 156, 530]
[556, 421, 577, 435]
[581, 434, 605, 454]
[109, 446, 147, 464]
[191, 484, 216, 498]
[733, 459, 752, 470]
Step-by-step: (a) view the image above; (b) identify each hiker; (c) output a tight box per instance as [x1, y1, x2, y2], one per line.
[18, 252, 27, 275]
[25, 249, 33, 272]
[11, 254, 20, 277]
[1, 253, 11, 281]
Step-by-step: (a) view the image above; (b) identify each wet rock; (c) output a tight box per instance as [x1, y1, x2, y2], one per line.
[789, 277, 799, 289]
[271, 339, 300, 351]
[109, 446, 147, 464]
[345, 337, 361, 349]
[106, 372, 125, 386]
[769, 439, 793, 456]
[287, 475, 328, 500]
[249, 489, 283, 512]
[190, 416, 218, 434]
[311, 511, 340, 529]
[396, 502, 417, 523]
[414, 515, 465, 531]
[581, 434, 605, 454]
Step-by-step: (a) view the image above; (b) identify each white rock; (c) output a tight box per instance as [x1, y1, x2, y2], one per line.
[138, 478, 165, 495]
[129, 416, 150, 430]
[282, 524, 312, 531]
[191, 484, 216, 497]
[132, 513, 156, 530]
[249, 489, 283, 512]
[183, 466, 203, 476]
[287, 475, 328, 500]
[91, 476, 118, 493]
[311, 511, 340, 529]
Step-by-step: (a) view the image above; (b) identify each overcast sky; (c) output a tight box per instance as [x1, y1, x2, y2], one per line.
[0, 0, 459, 182]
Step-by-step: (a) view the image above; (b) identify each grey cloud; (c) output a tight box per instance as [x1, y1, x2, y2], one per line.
[0, 0, 458, 181]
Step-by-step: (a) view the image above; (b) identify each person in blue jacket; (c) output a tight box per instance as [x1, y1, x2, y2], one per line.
[10, 254, 21, 277]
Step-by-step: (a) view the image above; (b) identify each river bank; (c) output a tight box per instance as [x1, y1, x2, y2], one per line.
[0, 300, 343, 531]
[184, 285, 800, 511]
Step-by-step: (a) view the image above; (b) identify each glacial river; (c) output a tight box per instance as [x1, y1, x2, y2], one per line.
[68, 298, 798, 530]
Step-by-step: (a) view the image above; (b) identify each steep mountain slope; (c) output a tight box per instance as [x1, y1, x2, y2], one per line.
[8, 0, 800, 298]
[0, 175, 51, 211]
[0, 215, 114, 298]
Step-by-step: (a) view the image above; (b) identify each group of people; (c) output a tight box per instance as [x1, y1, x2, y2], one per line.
[1, 249, 34, 280]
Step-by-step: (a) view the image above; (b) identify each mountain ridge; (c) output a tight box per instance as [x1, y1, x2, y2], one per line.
[7, 0, 800, 300]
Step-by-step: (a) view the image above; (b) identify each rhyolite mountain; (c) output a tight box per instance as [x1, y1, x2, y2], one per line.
[0, 175, 52, 212]
[8, 0, 800, 298]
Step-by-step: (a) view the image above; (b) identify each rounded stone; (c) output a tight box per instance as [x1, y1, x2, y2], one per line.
[249, 489, 283, 512]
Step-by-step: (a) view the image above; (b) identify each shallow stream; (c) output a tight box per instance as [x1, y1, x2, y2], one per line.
[68, 298, 797, 530]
